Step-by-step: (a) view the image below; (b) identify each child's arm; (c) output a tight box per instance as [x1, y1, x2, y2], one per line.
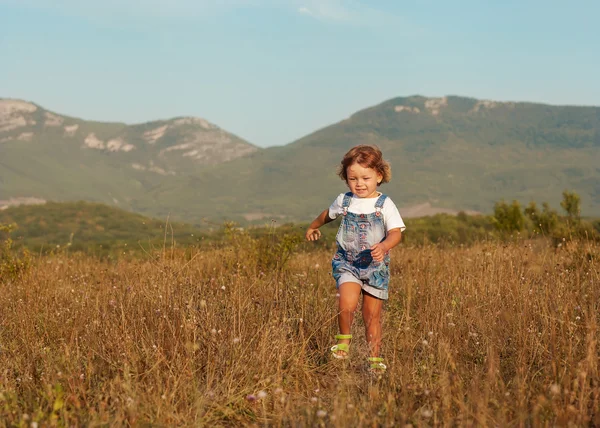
[305, 209, 334, 241]
[370, 228, 402, 261]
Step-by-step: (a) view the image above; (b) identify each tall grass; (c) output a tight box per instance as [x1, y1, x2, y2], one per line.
[1, 237, 599, 426]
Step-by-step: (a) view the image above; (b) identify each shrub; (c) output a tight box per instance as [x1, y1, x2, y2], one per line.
[492, 200, 524, 235]
[0, 223, 30, 282]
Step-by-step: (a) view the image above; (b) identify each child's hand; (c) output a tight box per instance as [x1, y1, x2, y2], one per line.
[305, 228, 321, 241]
[370, 243, 388, 262]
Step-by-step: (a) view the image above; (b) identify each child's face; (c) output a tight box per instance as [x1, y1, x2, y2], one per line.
[346, 162, 382, 198]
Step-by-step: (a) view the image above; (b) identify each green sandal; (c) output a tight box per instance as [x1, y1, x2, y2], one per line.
[368, 357, 387, 372]
[330, 334, 352, 359]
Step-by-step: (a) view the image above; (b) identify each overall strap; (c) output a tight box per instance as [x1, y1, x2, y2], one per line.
[341, 192, 353, 216]
[374, 194, 387, 216]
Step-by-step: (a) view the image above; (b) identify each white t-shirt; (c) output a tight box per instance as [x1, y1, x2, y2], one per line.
[328, 192, 406, 232]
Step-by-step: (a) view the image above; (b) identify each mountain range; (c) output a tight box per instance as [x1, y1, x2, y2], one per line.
[1, 95, 598, 223]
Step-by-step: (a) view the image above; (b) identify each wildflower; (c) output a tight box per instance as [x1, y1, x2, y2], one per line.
[310, 396, 318, 403]
[246, 394, 257, 402]
[221, 285, 226, 291]
[314, 263, 320, 269]
[550, 384, 561, 395]
[317, 410, 327, 418]
[257, 390, 267, 399]
[421, 408, 433, 418]
[210, 329, 217, 335]
[422, 340, 429, 346]
[31, 423, 39, 428]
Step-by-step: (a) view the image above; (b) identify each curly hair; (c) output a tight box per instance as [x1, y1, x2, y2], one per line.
[337, 145, 391, 186]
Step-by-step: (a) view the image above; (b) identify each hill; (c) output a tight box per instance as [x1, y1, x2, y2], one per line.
[1, 95, 599, 222]
[177, 95, 599, 221]
[0, 98, 258, 214]
[0, 201, 205, 256]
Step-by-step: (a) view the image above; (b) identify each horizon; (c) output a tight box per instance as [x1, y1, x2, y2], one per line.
[1, 0, 598, 147]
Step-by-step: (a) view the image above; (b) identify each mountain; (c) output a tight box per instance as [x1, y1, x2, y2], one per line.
[176, 95, 600, 221]
[0, 98, 258, 214]
[1, 95, 599, 223]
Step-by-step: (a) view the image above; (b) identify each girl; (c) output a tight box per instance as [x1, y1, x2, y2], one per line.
[305, 145, 405, 372]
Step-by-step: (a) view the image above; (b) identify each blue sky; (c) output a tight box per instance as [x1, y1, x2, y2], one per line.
[1, 0, 598, 147]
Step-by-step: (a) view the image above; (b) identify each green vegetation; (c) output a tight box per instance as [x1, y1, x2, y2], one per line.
[561, 190, 581, 223]
[492, 200, 525, 233]
[171, 95, 600, 222]
[2, 191, 598, 259]
[0, 201, 208, 257]
[1, 96, 600, 224]
[0, 222, 30, 281]
[490, 191, 599, 245]
[524, 201, 559, 235]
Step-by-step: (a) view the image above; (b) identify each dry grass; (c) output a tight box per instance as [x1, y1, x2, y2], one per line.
[1, 238, 599, 426]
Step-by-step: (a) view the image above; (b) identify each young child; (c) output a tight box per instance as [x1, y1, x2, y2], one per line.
[305, 145, 405, 372]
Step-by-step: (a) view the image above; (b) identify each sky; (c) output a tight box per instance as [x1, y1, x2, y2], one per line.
[1, 0, 598, 147]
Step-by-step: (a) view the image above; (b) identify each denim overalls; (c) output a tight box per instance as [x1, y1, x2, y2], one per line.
[332, 192, 390, 300]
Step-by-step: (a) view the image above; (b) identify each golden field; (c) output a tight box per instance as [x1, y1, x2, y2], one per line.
[1, 237, 599, 426]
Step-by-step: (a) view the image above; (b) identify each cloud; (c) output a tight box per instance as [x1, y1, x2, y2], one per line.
[296, 1, 353, 22]
[297, 6, 312, 16]
[294, 0, 408, 27]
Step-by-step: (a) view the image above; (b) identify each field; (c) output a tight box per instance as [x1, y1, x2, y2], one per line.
[1, 236, 599, 426]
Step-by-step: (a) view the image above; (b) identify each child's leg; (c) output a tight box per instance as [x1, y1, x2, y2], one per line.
[336, 282, 362, 353]
[362, 291, 384, 357]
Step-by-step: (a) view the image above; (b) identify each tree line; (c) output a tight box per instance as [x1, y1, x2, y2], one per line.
[492, 190, 598, 243]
